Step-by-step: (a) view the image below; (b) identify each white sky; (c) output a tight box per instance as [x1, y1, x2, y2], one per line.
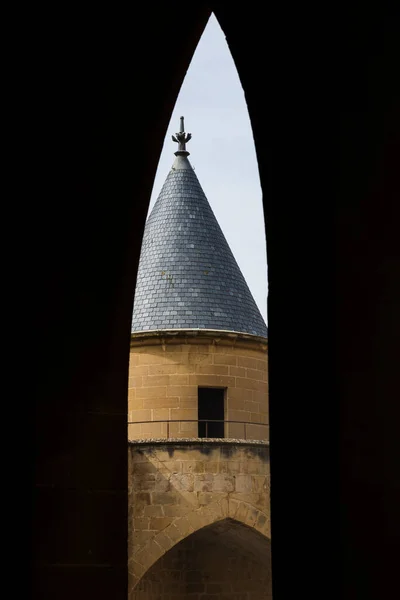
[148, 13, 268, 324]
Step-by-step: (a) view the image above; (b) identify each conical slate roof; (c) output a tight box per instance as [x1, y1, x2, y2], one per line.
[131, 118, 268, 338]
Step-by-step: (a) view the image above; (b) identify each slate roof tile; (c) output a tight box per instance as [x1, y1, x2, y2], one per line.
[131, 143, 268, 338]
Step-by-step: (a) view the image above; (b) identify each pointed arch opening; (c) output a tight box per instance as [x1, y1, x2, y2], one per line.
[133, 518, 272, 599]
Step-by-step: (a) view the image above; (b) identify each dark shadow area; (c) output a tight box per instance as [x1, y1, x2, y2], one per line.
[15, 2, 400, 599]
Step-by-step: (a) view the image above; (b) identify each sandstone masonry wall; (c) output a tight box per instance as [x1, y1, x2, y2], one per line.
[128, 442, 270, 593]
[128, 335, 268, 440]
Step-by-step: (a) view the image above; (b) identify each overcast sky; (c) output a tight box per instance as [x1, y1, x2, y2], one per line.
[148, 13, 268, 324]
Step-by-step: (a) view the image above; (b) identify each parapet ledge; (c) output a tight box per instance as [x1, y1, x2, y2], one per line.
[128, 437, 269, 447]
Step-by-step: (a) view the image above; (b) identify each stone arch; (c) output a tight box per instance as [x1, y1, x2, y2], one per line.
[129, 497, 270, 590]
[131, 517, 272, 599]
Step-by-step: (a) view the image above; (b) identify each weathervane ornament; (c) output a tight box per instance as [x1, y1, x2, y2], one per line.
[172, 116, 192, 156]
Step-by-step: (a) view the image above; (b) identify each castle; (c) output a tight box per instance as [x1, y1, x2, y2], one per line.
[128, 118, 271, 599]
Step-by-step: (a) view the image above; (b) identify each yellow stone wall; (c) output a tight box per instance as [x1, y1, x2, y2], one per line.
[128, 333, 268, 440]
[128, 442, 271, 596]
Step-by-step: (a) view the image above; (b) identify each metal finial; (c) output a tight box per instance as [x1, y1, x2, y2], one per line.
[172, 116, 192, 156]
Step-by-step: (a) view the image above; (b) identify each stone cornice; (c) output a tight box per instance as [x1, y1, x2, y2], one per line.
[130, 328, 268, 351]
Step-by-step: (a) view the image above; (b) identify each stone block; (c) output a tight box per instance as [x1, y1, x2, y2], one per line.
[246, 460, 265, 475]
[228, 498, 240, 518]
[227, 388, 253, 404]
[196, 364, 229, 375]
[171, 374, 190, 385]
[228, 409, 251, 423]
[229, 366, 246, 377]
[133, 517, 150, 531]
[139, 353, 166, 365]
[175, 363, 196, 374]
[251, 475, 267, 493]
[190, 374, 235, 387]
[151, 492, 178, 505]
[152, 407, 170, 421]
[142, 374, 170, 386]
[234, 474, 252, 493]
[133, 461, 157, 475]
[246, 506, 259, 527]
[134, 541, 163, 570]
[188, 352, 212, 364]
[136, 386, 167, 399]
[235, 377, 258, 390]
[235, 501, 250, 523]
[132, 474, 156, 492]
[181, 460, 204, 473]
[254, 380, 268, 393]
[256, 358, 268, 371]
[180, 421, 198, 435]
[226, 460, 242, 473]
[169, 473, 194, 492]
[174, 516, 193, 537]
[165, 344, 184, 352]
[163, 504, 193, 518]
[149, 516, 173, 531]
[244, 400, 259, 413]
[246, 424, 268, 441]
[154, 473, 170, 492]
[153, 531, 174, 552]
[246, 368, 264, 381]
[255, 511, 268, 533]
[214, 354, 237, 366]
[132, 492, 151, 516]
[143, 504, 164, 517]
[129, 364, 149, 376]
[129, 352, 140, 365]
[226, 397, 245, 411]
[214, 344, 233, 353]
[147, 363, 176, 375]
[127, 423, 141, 439]
[237, 356, 258, 369]
[162, 460, 182, 474]
[164, 522, 182, 543]
[139, 422, 163, 438]
[198, 492, 221, 506]
[170, 407, 197, 420]
[250, 412, 262, 423]
[253, 390, 268, 404]
[225, 422, 245, 438]
[133, 530, 155, 547]
[142, 396, 179, 409]
[203, 461, 219, 474]
[193, 473, 213, 492]
[220, 496, 229, 517]
[165, 354, 187, 366]
[129, 375, 143, 388]
[213, 473, 234, 492]
[130, 408, 152, 423]
[167, 385, 197, 397]
[177, 396, 198, 408]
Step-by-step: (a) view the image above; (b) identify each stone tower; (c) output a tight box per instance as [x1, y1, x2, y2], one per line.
[128, 118, 271, 599]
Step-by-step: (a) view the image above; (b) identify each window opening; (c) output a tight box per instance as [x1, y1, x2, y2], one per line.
[198, 387, 225, 438]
